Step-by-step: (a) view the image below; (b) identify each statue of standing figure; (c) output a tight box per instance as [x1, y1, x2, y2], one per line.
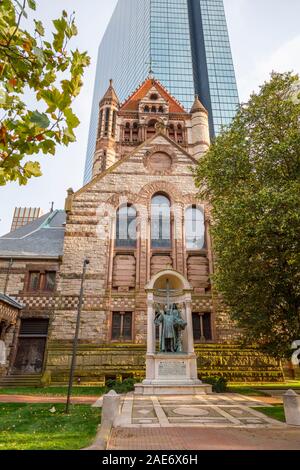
[155, 303, 187, 353]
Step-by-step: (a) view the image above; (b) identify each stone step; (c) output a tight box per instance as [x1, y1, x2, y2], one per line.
[0, 375, 42, 388]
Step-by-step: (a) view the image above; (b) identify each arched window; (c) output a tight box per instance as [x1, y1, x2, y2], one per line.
[169, 123, 175, 139]
[116, 205, 137, 248]
[97, 110, 103, 138]
[144, 105, 150, 113]
[151, 194, 171, 249]
[185, 206, 205, 250]
[147, 119, 157, 138]
[124, 122, 130, 142]
[104, 108, 110, 136]
[150, 93, 158, 100]
[151, 106, 157, 113]
[158, 106, 164, 113]
[112, 110, 117, 137]
[132, 122, 138, 142]
[177, 123, 183, 143]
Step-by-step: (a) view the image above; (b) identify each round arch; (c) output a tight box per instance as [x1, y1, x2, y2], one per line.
[146, 269, 192, 292]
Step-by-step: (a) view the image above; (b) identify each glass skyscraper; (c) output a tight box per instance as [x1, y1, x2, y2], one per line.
[84, 0, 239, 183]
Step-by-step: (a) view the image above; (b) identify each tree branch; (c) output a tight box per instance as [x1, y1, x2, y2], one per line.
[7, 0, 26, 47]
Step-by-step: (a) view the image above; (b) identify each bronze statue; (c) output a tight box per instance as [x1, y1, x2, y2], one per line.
[155, 303, 187, 353]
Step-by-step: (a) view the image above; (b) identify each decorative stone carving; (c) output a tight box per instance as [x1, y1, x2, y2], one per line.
[148, 152, 172, 173]
[143, 145, 177, 176]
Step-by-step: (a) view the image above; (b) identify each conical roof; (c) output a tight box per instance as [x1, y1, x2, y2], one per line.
[191, 95, 208, 114]
[100, 79, 119, 106]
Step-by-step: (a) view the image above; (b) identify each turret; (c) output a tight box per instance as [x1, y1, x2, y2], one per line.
[93, 79, 119, 177]
[190, 95, 210, 160]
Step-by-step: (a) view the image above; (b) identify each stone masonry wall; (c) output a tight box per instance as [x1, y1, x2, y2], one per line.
[49, 134, 237, 349]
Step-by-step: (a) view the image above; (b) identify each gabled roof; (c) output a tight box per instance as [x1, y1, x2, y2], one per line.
[0, 293, 23, 310]
[75, 132, 198, 198]
[120, 78, 187, 114]
[0, 210, 66, 259]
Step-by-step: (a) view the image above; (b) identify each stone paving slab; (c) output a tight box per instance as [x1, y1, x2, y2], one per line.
[115, 393, 284, 429]
[107, 427, 300, 450]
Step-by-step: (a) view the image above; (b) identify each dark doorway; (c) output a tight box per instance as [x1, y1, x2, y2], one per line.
[13, 319, 49, 375]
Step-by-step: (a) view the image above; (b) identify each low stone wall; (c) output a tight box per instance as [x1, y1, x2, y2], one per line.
[45, 342, 284, 384]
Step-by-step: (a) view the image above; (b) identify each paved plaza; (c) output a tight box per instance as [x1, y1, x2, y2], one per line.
[114, 393, 284, 428]
[107, 393, 300, 450]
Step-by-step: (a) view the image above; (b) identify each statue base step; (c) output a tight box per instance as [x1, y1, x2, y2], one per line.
[134, 383, 212, 395]
[135, 352, 212, 395]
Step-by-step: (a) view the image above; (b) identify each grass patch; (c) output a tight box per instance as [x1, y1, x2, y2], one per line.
[0, 378, 137, 397]
[228, 381, 300, 396]
[0, 386, 106, 397]
[0, 403, 100, 450]
[252, 405, 285, 423]
[227, 385, 268, 396]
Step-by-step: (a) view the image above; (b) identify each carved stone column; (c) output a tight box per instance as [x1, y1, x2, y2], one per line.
[146, 293, 155, 355]
[184, 296, 195, 354]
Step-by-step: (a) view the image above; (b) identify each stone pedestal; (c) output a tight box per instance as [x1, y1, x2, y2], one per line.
[135, 353, 212, 395]
[283, 389, 300, 426]
[135, 269, 212, 395]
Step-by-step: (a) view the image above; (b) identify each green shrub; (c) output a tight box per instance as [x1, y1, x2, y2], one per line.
[204, 376, 228, 393]
[106, 377, 137, 394]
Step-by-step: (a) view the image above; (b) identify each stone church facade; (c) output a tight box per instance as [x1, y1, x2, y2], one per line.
[0, 79, 284, 385]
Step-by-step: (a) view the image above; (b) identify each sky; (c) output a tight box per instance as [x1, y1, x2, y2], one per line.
[0, 0, 300, 235]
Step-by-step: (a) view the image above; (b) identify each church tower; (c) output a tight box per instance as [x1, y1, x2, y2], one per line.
[190, 95, 210, 160]
[93, 79, 119, 177]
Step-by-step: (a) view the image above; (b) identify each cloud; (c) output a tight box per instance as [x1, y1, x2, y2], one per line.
[239, 34, 300, 101]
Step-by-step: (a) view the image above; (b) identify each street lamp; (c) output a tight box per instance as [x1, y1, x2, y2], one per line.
[65, 258, 90, 414]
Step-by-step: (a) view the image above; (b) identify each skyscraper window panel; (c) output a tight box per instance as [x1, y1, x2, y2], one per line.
[84, 0, 239, 183]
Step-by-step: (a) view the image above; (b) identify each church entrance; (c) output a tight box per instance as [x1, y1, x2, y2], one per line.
[13, 319, 49, 375]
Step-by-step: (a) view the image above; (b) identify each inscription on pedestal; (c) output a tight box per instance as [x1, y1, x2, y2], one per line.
[158, 360, 187, 378]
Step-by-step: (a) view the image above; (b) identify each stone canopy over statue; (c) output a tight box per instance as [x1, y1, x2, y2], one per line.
[155, 303, 187, 353]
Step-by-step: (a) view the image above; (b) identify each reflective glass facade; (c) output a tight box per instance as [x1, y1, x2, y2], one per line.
[190, 0, 239, 135]
[84, 0, 239, 183]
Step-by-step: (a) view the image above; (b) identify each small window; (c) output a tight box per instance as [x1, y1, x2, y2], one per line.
[44, 272, 56, 292]
[28, 272, 40, 292]
[151, 106, 157, 113]
[97, 110, 103, 138]
[169, 123, 175, 139]
[116, 205, 137, 248]
[111, 312, 133, 341]
[192, 313, 212, 341]
[185, 206, 205, 250]
[177, 123, 183, 143]
[132, 122, 139, 142]
[124, 122, 130, 142]
[27, 271, 56, 293]
[104, 108, 110, 135]
[147, 119, 157, 138]
[144, 105, 150, 113]
[112, 110, 117, 137]
[151, 194, 171, 249]
[150, 93, 158, 100]
[158, 106, 164, 113]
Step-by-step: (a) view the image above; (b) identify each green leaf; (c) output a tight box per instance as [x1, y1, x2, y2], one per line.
[27, 0, 36, 10]
[24, 161, 42, 177]
[64, 108, 80, 129]
[34, 20, 45, 36]
[30, 111, 50, 129]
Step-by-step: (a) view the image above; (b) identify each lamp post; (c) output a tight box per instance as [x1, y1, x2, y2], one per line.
[65, 258, 90, 414]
